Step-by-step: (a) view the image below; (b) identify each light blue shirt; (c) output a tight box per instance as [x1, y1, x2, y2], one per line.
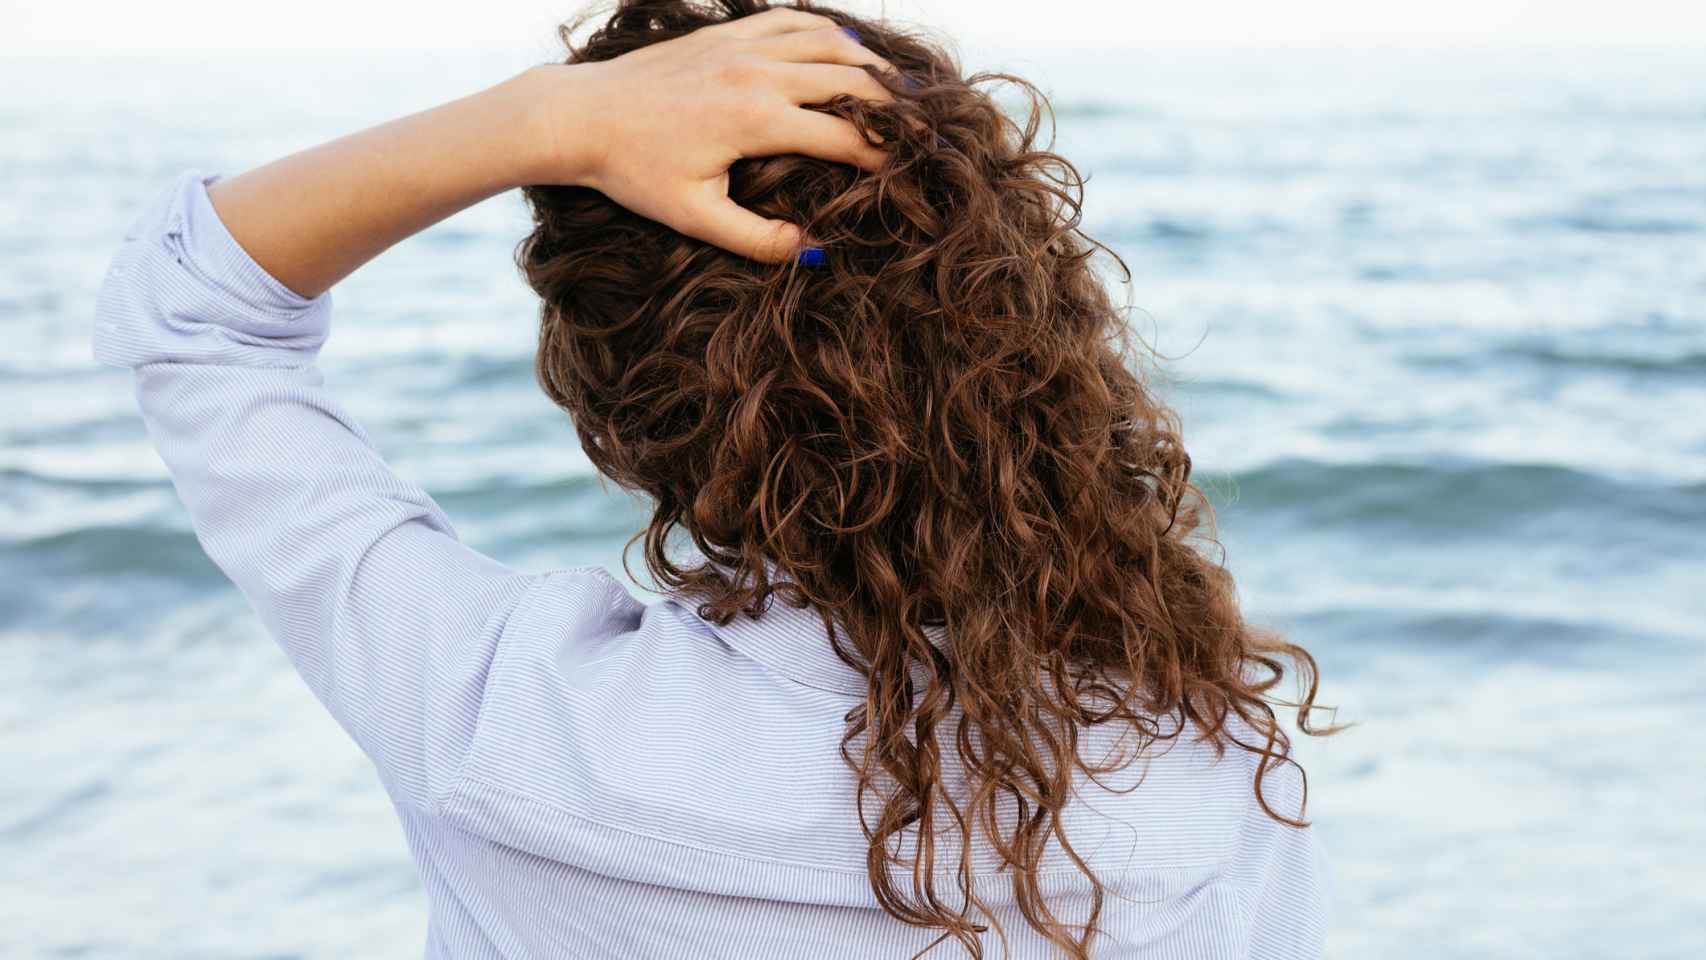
[92, 170, 1331, 958]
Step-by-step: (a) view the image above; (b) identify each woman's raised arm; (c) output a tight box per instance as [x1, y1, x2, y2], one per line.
[208, 6, 901, 295]
[91, 6, 899, 813]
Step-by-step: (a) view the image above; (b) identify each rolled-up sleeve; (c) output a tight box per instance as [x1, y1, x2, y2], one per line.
[92, 169, 549, 813]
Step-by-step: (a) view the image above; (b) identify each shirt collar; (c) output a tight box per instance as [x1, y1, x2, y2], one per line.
[663, 547, 946, 698]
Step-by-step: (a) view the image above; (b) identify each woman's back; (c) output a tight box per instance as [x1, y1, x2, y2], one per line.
[410, 566, 1326, 958]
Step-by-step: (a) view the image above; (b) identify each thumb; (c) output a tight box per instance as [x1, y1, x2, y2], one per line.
[685, 193, 812, 265]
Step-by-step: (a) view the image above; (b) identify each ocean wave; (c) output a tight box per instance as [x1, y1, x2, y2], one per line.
[1199, 456, 1704, 536]
[1049, 100, 1158, 120]
[1280, 603, 1680, 659]
[1515, 212, 1705, 236]
[1493, 344, 1706, 378]
[1556, 214, 1702, 236]
[453, 353, 536, 388]
[1402, 340, 1706, 379]
[0, 466, 164, 496]
[7, 523, 220, 580]
[1163, 377, 1290, 401]
[0, 413, 158, 448]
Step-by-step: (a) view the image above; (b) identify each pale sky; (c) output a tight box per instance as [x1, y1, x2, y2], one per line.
[6, 0, 1705, 54]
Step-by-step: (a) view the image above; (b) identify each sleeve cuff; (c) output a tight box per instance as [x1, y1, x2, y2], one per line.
[181, 170, 328, 317]
[92, 169, 334, 370]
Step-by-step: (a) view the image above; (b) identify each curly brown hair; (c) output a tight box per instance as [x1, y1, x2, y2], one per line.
[517, 1, 1335, 955]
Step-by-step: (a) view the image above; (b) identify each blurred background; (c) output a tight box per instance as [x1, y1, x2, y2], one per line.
[3, 0, 1703, 957]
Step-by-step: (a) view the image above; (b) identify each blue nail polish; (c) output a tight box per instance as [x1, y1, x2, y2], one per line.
[840, 26, 862, 43]
[797, 246, 826, 267]
[901, 74, 920, 92]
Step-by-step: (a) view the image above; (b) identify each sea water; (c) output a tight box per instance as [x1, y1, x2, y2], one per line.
[2, 47, 1702, 958]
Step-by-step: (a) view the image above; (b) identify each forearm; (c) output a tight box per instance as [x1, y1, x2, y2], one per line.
[205, 66, 585, 299]
[206, 11, 909, 281]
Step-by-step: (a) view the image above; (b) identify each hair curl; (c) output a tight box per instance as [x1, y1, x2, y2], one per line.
[518, 2, 1336, 955]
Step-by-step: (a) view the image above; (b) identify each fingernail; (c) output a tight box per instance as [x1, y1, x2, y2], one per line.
[840, 26, 862, 43]
[797, 246, 827, 267]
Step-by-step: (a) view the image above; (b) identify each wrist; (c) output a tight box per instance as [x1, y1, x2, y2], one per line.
[505, 63, 607, 190]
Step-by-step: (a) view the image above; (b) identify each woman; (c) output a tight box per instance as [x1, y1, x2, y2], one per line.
[93, 1, 1334, 956]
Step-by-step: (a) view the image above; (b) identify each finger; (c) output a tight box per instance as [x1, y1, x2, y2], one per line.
[753, 107, 891, 173]
[713, 8, 839, 41]
[776, 62, 896, 108]
[752, 25, 897, 74]
[683, 193, 810, 264]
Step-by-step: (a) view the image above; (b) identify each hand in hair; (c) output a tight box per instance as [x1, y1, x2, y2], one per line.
[530, 6, 906, 262]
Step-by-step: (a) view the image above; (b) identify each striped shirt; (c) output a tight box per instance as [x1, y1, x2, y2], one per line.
[91, 170, 1331, 958]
